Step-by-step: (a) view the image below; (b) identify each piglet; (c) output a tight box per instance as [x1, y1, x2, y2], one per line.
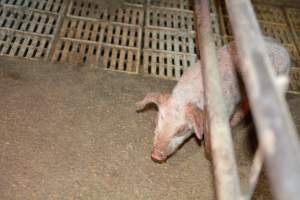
[136, 37, 290, 162]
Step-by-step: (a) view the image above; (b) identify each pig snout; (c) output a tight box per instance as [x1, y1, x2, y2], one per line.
[151, 148, 167, 162]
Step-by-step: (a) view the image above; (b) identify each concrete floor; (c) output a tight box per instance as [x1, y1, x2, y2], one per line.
[0, 57, 299, 199]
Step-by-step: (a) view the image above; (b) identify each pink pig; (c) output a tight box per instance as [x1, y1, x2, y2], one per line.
[136, 38, 290, 162]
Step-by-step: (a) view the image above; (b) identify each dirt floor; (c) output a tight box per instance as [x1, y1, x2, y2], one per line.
[0, 57, 299, 200]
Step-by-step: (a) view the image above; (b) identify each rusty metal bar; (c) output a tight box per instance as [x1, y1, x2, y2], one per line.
[194, 0, 241, 199]
[224, 0, 300, 199]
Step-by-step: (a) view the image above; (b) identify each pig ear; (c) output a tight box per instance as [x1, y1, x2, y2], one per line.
[136, 92, 170, 111]
[185, 103, 204, 140]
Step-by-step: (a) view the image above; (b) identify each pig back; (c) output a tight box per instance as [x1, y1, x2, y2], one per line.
[171, 55, 241, 116]
[171, 61, 205, 110]
[171, 37, 290, 117]
[223, 37, 290, 78]
[264, 37, 291, 75]
[217, 37, 291, 115]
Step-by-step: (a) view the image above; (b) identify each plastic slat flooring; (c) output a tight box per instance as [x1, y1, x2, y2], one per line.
[0, 0, 67, 60]
[142, 0, 220, 80]
[0, 0, 299, 92]
[51, 0, 143, 73]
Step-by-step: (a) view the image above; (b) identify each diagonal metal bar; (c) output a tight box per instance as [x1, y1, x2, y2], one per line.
[242, 146, 263, 200]
[224, 0, 300, 199]
[194, 0, 241, 199]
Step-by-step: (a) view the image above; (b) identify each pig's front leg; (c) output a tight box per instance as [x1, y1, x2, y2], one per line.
[230, 99, 249, 127]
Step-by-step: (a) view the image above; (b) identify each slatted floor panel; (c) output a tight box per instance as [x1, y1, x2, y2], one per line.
[143, 0, 211, 80]
[0, 0, 67, 60]
[50, 0, 143, 73]
[0, 30, 51, 59]
[0, 0, 65, 13]
[0, 0, 299, 92]
[67, 0, 144, 26]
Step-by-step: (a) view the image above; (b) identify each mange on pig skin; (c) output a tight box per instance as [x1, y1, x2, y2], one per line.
[136, 38, 291, 162]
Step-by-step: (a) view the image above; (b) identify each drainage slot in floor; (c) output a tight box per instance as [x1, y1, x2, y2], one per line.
[0, 6, 58, 35]
[102, 23, 141, 48]
[0, 0, 65, 14]
[52, 14, 142, 73]
[144, 28, 196, 54]
[68, 0, 144, 26]
[0, 30, 51, 59]
[59, 17, 105, 42]
[100, 45, 140, 73]
[143, 49, 196, 79]
[142, 0, 200, 79]
[145, 7, 194, 31]
[52, 39, 99, 65]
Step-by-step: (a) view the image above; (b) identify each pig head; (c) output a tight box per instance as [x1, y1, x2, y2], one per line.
[136, 37, 291, 163]
[136, 92, 204, 162]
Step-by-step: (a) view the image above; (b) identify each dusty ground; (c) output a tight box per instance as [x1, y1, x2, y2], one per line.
[0, 57, 299, 199]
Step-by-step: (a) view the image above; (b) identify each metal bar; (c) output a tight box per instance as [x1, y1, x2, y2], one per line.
[194, 0, 241, 199]
[215, 0, 227, 36]
[242, 146, 263, 200]
[224, 0, 300, 199]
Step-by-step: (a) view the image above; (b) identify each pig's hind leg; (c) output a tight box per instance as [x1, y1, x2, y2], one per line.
[230, 99, 249, 127]
[229, 73, 288, 128]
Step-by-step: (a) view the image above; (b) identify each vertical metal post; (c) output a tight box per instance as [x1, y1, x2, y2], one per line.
[224, 0, 300, 199]
[194, 0, 241, 199]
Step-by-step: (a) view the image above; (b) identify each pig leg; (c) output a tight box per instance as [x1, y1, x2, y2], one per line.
[230, 99, 249, 127]
[230, 74, 288, 128]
